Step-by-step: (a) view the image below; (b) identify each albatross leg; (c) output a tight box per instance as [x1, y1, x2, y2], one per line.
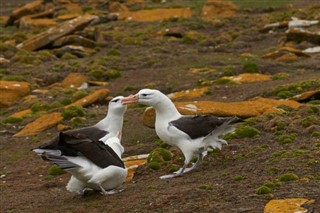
[99, 185, 125, 195]
[181, 153, 203, 174]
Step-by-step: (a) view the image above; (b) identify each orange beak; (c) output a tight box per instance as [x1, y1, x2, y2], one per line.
[121, 94, 138, 105]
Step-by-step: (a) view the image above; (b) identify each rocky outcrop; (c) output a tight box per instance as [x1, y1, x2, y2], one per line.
[264, 198, 315, 213]
[222, 73, 271, 83]
[0, 81, 31, 107]
[17, 15, 99, 51]
[142, 97, 302, 128]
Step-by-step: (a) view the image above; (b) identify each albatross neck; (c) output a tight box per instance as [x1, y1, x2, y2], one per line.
[95, 112, 124, 132]
[153, 95, 181, 120]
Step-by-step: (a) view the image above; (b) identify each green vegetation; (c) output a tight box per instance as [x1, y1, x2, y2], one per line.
[3, 117, 22, 124]
[235, 126, 261, 138]
[301, 115, 319, 128]
[234, 175, 246, 181]
[277, 134, 296, 144]
[1, 75, 26, 81]
[147, 148, 173, 163]
[272, 73, 289, 80]
[256, 186, 271, 195]
[198, 184, 212, 190]
[278, 173, 299, 182]
[148, 162, 160, 170]
[62, 105, 86, 119]
[47, 165, 65, 176]
[242, 61, 259, 73]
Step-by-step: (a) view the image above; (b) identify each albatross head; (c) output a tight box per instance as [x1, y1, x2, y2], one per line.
[121, 89, 164, 106]
[108, 96, 127, 115]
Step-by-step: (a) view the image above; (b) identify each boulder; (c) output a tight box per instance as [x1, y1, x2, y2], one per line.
[19, 17, 57, 29]
[289, 90, 320, 102]
[52, 45, 97, 58]
[264, 198, 315, 213]
[0, 81, 31, 107]
[222, 73, 272, 83]
[286, 28, 320, 45]
[118, 8, 192, 21]
[17, 15, 99, 51]
[61, 72, 88, 88]
[201, 0, 238, 21]
[5, 0, 43, 26]
[52, 35, 97, 48]
[142, 97, 302, 127]
[14, 112, 63, 137]
[65, 88, 109, 108]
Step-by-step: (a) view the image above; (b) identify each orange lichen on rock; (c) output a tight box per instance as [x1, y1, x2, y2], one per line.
[264, 198, 315, 213]
[65, 88, 109, 108]
[167, 87, 209, 100]
[61, 72, 88, 88]
[142, 97, 302, 127]
[0, 81, 31, 107]
[123, 154, 148, 182]
[8, 109, 33, 119]
[201, 0, 238, 21]
[119, 8, 192, 21]
[222, 73, 272, 83]
[14, 112, 63, 137]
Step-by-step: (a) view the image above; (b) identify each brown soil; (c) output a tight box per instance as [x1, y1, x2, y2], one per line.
[1, 0, 320, 212]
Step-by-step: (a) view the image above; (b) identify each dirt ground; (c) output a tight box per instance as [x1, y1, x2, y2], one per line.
[1, 0, 320, 212]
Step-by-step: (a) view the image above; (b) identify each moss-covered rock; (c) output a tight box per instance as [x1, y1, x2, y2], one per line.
[278, 173, 299, 182]
[48, 165, 66, 176]
[62, 105, 86, 119]
[256, 186, 272, 194]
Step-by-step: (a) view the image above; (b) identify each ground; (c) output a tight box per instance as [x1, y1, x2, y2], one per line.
[0, 0, 320, 212]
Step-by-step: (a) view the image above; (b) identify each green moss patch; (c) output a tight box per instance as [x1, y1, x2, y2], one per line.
[62, 105, 86, 119]
[48, 165, 66, 176]
[278, 173, 299, 182]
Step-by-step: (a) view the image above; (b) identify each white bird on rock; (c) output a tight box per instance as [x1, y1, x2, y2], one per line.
[122, 89, 242, 179]
[35, 131, 127, 195]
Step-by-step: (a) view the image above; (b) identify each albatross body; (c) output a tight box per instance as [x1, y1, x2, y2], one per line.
[122, 89, 242, 179]
[33, 96, 128, 194]
[38, 132, 127, 195]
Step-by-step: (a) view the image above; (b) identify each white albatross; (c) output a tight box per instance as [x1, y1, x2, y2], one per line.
[121, 89, 242, 179]
[35, 131, 127, 195]
[33, 96, 128, 194]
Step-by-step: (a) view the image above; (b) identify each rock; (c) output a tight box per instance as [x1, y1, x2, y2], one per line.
[222, 73, 272, 83]
[57, 124, 71, 132]
[52, 45, 97, 58]
[118, 8, 192, 21]
[19, 17, 57, 29]
[142, 97, 302, 127]
[264, 198, 315, 213]
[8, 109, 33, 119]
[286, 28, 320, 45]
[0, 57, 10, 66]
[56, 14, 80, 21]
[14, 112, 63, 137]
[17, 15, 99, 51]
[263, 47, 310, 60]
[163, 28, 185, 38]
[5, 0, 43, 27]
[167, 87, 210, 100]
[289, 90, 320, 102]
[64, 3, 83, 14]
[108, 2, 129, 13]
[52, 35, 97, 48]
[0, 81, 31, 107]
[123, 156, 148, 182]
[201, 0, 238, 21]
[275, 53, 299, 62]
[288, 17, 319, 29]
[260, 21, 288, 33]
[190, 67, 216, 74]
[65, 88, 109, 108]
[61, 72, 88, 89]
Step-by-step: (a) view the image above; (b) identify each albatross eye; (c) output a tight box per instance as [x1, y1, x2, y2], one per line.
[112, 98, 119, 102]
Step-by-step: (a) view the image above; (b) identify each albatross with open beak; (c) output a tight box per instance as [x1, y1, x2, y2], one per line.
[122, 89, 241, 179]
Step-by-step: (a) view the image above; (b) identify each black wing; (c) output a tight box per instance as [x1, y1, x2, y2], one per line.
[36, 126, 108, 150]
[59, 132, 125, 169]
[170, 115, 241, 139]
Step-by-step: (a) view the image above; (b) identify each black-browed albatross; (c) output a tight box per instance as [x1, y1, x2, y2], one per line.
[39, 131, 127, 195]
[122, 89, 242, 179]
[33, 96, 128, 194]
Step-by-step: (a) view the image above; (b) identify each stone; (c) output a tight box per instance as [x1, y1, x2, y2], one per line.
[14, 112, 63, 137]
[275, 53, 299, 62]
[108, 2, 129, 13]
[286, 28, 320, 45]
[19, 17, 57, 29]
[61, 72, 88, 89]
[201, 0, 238, 21]
[263, 47, 310, 60]
[123, 154, 148, 182]
[56, 14, 80, 21]
[5, 0, 43, 26]
[264, 198, 315, 213]
[57, 124, 71, 132]
[118, 8, 192, 22]
[0, 57, 10, 66]
[289, 90, 320, 102]
[142, 97, 302, 127]
[222, 73, 272, 83]
[52, 45, 97, 58]
[0, 81, 31, 107]
[167, 87, 210, 100]
[65, 88, 109, 108]
[17, 15, 99, 51]
[8, 109, 33, 119]
[52, 35, 97, 48]
[64, 3, 83, 14]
